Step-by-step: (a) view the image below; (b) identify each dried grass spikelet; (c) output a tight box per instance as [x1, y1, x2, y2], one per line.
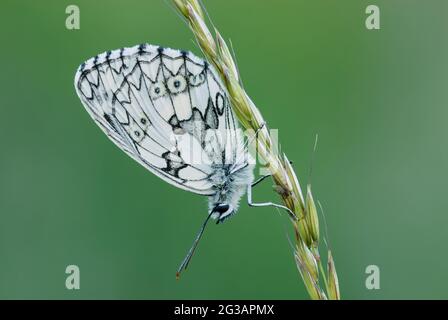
[327, 250, 341, 300]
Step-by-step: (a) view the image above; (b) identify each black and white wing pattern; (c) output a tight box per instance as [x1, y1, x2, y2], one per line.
[74, 44, 243, 195]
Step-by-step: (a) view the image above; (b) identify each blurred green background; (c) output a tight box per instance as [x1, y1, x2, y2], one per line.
[0, 0, 447, 299]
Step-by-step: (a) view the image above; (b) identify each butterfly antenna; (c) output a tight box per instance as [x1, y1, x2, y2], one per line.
[308, 133, 319, 186]
[176, 210, 214, 279]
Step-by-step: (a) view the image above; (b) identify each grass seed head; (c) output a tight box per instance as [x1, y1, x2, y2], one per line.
[305, 185, 319, 243]
[172, 0, 340, 300]
[327, 250, 341, 300]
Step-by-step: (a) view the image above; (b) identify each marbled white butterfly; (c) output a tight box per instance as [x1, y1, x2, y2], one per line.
[74, 44, 292, 275]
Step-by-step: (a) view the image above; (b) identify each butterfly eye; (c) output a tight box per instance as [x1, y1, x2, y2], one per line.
[150, 81, 166, 99]
[213, 204, 230, 214]
[167, 75, 187, 93]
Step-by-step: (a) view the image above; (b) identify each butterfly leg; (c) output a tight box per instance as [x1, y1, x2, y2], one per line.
[252, 174, 272, 188]
[247, 177, 297, 220]
[251, 159, 294, 188]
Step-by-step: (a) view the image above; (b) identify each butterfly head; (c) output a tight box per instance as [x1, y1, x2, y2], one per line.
[211, 203, 234, 224]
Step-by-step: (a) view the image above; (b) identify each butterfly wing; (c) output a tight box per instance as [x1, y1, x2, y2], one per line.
[74, 44, 242, 195]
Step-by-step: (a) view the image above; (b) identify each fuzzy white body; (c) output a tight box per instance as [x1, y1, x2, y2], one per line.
[208, 162, 254, 221]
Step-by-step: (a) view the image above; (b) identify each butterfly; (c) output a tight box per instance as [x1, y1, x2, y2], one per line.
[74, 44, 293, 276]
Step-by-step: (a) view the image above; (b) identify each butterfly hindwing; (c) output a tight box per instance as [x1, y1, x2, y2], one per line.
[75, 44, 243, 195]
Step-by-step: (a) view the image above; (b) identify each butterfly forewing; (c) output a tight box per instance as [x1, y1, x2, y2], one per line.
[75, 44, 243, 195]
